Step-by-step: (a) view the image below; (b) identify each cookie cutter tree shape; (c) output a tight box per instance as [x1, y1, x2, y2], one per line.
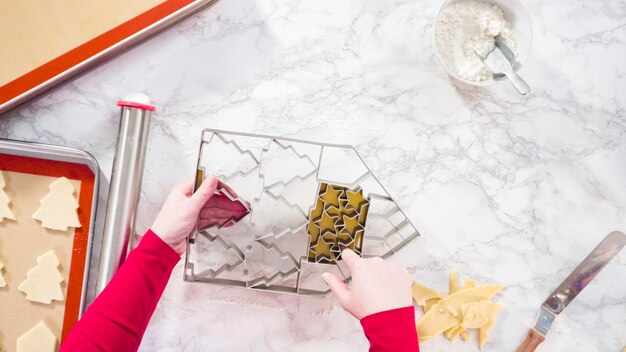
[185, 129, 420, 296]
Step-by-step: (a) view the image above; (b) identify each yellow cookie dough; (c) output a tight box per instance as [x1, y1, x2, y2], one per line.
[464, 279, 476, 289]
[411, 282, 444, 306]
[423, 298, 440, 313]
[479, 300, 503, 350]
[417, 284, 503, 342]
[18, 250, 65, 304]
[460, 302, 489, 329]
[16, 321, 57, 352]
[412, 270, 504, 349]
[449, 268, 461, 294]
[32, 177, 81, 231]
[0, 171, 16, 222]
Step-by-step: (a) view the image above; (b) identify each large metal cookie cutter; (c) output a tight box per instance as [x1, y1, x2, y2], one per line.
[184, 129, 420, 296]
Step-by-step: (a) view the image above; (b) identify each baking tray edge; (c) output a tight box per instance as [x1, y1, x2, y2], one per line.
[0, 0, 221, 118]
[0, 138, 100, 317]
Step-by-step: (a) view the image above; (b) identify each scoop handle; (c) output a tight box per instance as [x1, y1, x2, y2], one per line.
[504, 68, 531, 95]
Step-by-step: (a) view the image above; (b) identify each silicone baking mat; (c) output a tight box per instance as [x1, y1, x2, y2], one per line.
[0, 0, 218, 115]
[0, 155, 95, 351]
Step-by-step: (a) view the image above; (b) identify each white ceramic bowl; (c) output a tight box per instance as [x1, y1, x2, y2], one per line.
[433, 0, 533, 86]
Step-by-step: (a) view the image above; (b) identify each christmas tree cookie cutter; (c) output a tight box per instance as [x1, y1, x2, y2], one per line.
[184, 129, 420, 296]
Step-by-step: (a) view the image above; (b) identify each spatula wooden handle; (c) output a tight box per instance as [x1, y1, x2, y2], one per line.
[516, 329, 545, 352]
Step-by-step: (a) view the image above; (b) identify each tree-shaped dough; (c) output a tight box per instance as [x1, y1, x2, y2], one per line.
[18, 250, 65, 304]
[17, 321, 57, 352]
[0, 171, 16, 222]
[32, 177, 81, 231]
[0, 260, 7, 287]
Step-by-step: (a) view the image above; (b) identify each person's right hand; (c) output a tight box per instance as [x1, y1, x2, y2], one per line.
[322, 249, 413, 320]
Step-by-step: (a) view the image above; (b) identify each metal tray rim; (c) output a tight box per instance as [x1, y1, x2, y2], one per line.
[0, 0, 221, 118]
[0, 138, 100, 317]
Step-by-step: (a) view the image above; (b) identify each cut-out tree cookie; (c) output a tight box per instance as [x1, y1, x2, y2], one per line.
[16, 321, 57, 352]
[0, 259, 7, 287]
[18, 250, 65, 304]
[0, 171, 16, 222]
[32, 177, 81, 231]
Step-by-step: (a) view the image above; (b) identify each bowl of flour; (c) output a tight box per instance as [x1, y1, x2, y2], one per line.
[433, 0, 532, 85]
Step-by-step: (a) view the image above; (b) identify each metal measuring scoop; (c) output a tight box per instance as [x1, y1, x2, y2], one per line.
[482, 42, 531, 95]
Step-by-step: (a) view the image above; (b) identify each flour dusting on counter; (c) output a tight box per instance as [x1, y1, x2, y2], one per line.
[435, 1, 517, 81]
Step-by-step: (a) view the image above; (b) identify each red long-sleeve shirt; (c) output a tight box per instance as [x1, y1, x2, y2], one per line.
[62, 230, 419, 351]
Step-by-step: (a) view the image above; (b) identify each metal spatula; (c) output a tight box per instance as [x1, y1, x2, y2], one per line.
[482, 42, 531, 95]
[516, 231, 626, 352]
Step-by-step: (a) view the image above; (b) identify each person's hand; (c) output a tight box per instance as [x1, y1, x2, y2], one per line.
[151, 175, 218, 255]
[322, 249, 413, 320]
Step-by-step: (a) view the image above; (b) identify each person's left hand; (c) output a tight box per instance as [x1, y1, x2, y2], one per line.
[151, 175, 219, 255]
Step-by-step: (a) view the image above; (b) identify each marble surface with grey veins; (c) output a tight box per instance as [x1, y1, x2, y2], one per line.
[1, 0, 625, 350]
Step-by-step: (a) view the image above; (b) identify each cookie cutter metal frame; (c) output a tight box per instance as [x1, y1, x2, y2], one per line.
[184, 129, 420, 296]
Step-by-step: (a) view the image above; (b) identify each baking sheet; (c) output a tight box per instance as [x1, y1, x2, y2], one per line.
[0, 149, 96, 352]
[0, 0, 165, 87]
[0, 0, 221, 116]
[0, 171, 81, 352]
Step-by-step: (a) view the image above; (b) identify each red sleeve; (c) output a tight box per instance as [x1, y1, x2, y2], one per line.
[360, 306, 420, 352]
[61, 229, 180, 352]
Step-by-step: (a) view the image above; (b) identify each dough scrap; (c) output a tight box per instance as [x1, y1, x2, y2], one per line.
[463, 279, 476, 289]
[449, 268, 460, 294]
[16, 321, 57, 352]
[411, 282, 444, 306]
[413, 269, 504, 349]
[443, 323, 464, 341]
[0, 260, 7, 287]
[479, 300, 503, 350]
[18, 250, 65, 304]
[423, 298, 440, 313]
[32, 177, 81, 231]
[417, 284, 503, 342]
[0, 171, 16, 222]
[460, 302, 489, 329]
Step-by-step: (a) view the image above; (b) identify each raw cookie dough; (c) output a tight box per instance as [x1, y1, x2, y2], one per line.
[16, 321, 57, 352]
[0, 171, 16, 222]
[32, 177, 81, 231]
[449, 268, 460, 294]
[417, 284, 503, 342]
[460, 302, 489, 329]
[0, 260, 7, 287]
[412, 270, 504, 350]
[479, 300, 503, 349]
[411, 282, 444, 306]
[18, 250, 65, 304]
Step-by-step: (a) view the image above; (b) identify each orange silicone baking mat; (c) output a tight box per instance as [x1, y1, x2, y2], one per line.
[0, 0, 194, 106]
[0, 154, 95, 350]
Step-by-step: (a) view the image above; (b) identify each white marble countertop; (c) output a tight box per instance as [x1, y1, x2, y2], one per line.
[1, 0, 625, 350]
